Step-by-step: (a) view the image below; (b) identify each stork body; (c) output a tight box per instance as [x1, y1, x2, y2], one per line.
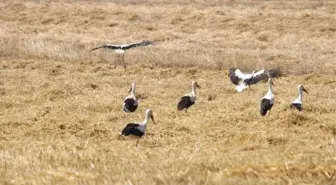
[228, 68, 283, 92]
[121, 109, 155, 147]
[123, 83, 138, 113]
[290, 85, 308, 111]
[90, 40, 155, 70]
[260, 78, 274, 116]
[177, 81, 201, 113]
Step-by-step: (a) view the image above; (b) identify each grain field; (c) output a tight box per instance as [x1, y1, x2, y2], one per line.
[0, 0, 335, 184]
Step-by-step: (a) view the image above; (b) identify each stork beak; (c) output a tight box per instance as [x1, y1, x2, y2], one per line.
[271, 80, 275, 86]
[128, 87, 132, 93]
[150, 114, 156, 124]
[196, 83, 201, 89]
[302, 87, 308, 94]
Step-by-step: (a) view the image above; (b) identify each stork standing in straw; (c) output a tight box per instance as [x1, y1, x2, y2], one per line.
[90, 40, 155, 70]
[290, 85, 308, 111]
[120, 109, 155, 147]
[228, 68, 283, 92]
[260, 78, 275, 116]
[123, 82, 138, 113]
[177, 81, 201, 113]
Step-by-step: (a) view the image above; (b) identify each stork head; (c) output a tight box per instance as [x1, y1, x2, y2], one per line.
[228, 67, 236, 76]
[192, 81, 201, 89]
[128, 82, 136, 93]
[299, 85, 308, 94]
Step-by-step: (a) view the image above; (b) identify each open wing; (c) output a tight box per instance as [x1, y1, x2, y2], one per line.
[122, 40, 155, 50]
[249, 69, 283, 84]
[90, 44, 121, 51]
[228, 68, 253, 85]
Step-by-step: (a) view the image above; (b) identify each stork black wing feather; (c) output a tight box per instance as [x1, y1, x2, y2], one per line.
[90, 44, 121, 51]
[228, 68, 241, 85]
[268, 69, 284, 78]
[121, 123, 144, 137]
[177, 96, 194, 111]
[123, 41, 155, 50]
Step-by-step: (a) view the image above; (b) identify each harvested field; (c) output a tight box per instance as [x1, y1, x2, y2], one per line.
[0, 0, 335, 184]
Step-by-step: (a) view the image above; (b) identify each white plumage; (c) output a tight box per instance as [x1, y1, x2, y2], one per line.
[123, 82, 138, 113]
[90, 40, 155, 70]
[120, 109, 156, 147]
[260, 78, 275, 116]
[290, 85, 308, 111]
[177, 81, 201, 113]
[228, 68, 283, 92]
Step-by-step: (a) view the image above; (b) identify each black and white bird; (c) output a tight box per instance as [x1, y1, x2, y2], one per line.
[123, 82, 138, 113]
[177, 81, 201, 113]
[90, 40, 155, 70]
[120, 109, 155, 147]
[290, 85, 308, 111]
[260, 78, 275, 116]
[228, 68, 283, 92]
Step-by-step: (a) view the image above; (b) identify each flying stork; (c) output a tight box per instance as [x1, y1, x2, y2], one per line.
[260, 78, 275, 116]
[120, 109, 156, 147]
[228, 68, 283, 92]
[123, 82, 138, 113]
[90, 40, 155, 70]
[177, 81, 201, 113]
[290, 85, 308, 111]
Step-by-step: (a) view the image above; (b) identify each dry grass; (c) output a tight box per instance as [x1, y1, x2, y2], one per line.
[0, 0, 335, 184]
[0, 0, 335, 73]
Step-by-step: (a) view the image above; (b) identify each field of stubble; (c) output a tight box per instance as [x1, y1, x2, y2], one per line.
[0, 0, 335, 184]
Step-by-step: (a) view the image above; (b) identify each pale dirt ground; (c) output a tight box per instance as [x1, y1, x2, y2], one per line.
[0, 0, 335, 184]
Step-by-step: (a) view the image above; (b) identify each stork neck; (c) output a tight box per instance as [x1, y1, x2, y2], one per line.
[131, 84, 136, 96]
[268, 81, 273, 94]
[191, 84, 197, 95]
[297, 88, 303, 101]
[142, 112, 151, 126]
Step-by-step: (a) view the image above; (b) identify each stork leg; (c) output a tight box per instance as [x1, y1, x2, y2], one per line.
[248, 85, 252, 91]
[122, 53, 126, 71]
[115, 54, 120, 69]
[268, 109, 271, 116]
[135, 139, 139, 147]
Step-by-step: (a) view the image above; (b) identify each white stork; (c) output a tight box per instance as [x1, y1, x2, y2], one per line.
[177, 81, 201, 113]
[260, 78, 275, 116]
[90, 40, 155, 70]
[228, 68, 283, 92]
[123, 82, 138, 113]
[120, 109, 155, 147]
[290, 85, 308, 111]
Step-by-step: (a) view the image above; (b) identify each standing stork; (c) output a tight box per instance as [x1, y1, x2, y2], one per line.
[90, 40, 155, 70]
[260, 78, 275, 116]
[120, 109, 156, 147]
[290, 85, 308, 111]
[228, 68, 283, 92]
[177, 81, 201, 113]
[123, 82, 138, 113]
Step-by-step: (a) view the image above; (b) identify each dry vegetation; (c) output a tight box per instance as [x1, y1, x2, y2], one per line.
[0, 0, 335, 184]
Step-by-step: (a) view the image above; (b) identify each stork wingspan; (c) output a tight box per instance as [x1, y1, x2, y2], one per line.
[90, 41, 155, 52]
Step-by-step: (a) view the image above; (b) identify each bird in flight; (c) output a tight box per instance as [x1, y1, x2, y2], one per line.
[90, 40, 155, 70]
[228, 68, 283, 92]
